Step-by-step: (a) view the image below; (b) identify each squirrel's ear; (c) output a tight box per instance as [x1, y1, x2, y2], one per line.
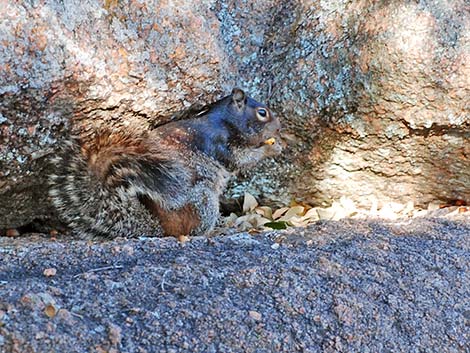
[231, 88, 246, 110]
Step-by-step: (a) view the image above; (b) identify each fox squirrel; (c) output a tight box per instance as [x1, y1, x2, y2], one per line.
[49, 88, 282, 239]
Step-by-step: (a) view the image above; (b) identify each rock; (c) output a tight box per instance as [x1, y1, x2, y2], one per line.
[248, 310, 262, 321]
[247, 0, 470, 208]
[43, 268, 57, 277]
[0, 0, 469, 229]
[44, 304, 58, 318]
[0, 218, 468, 352]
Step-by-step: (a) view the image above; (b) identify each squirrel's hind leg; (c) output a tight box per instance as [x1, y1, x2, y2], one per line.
[140, 195, 201, 237]
[137, 184, 220, 238]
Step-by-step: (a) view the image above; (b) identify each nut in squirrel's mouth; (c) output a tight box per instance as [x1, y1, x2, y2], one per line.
[264, 137, 276, 145]
[255, 136, 283, 151]
[262, 136, 285, 154]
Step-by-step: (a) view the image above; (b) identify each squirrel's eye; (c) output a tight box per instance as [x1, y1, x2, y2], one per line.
[256, 108, 270, 122]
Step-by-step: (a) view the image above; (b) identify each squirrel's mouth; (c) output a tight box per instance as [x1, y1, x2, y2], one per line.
[252, 137, 276, 149]
[259, 136, 283, 156]
[264, 137, 276, 145]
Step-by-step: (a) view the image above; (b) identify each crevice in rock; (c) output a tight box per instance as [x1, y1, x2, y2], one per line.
[400, 119, 470, 138]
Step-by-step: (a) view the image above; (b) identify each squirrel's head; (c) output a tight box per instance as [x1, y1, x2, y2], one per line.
[218, 88, 283, 157]
[163, 88, 284, 169]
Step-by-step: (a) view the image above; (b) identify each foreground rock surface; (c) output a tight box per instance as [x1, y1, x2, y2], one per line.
[0, 218, 468, 352]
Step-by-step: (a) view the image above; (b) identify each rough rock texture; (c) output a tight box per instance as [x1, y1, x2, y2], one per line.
[0, 218, 469, 352]
[1, 0, 469, 229]
[253, 0, 470, 208]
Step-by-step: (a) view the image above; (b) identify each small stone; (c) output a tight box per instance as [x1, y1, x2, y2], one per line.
[178, 235, 190, 243]
[271, 243, 280, 250]
[248, 310, 262, 321]
[44, 304, 58, 318]
[43, 268, 57, 277]
[243, 192, 258, 213]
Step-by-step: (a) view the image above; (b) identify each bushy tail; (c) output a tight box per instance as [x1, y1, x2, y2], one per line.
[48, 139, 120, 237]
[48, 133, 191, 238]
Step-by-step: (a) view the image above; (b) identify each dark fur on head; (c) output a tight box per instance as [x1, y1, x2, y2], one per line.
[155, 88, 282, 169]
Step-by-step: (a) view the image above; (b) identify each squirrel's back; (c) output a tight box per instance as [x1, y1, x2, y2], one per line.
[49, 131, 193, 238]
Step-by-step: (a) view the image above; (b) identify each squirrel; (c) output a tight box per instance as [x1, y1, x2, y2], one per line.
[49, 88, 282, 239]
